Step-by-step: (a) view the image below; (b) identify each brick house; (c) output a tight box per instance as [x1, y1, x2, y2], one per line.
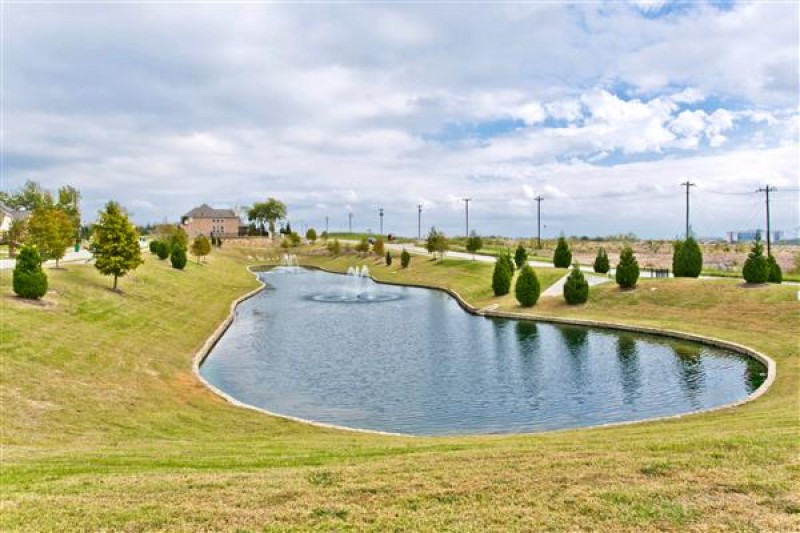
[181, 204, 241, 239]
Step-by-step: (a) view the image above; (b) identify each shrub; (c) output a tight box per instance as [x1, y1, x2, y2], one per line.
[426, 227, 448, 259]
[190, 235, 211, 263]
[12, 245, 48, 299]
[615, 245, 640, 289]
[155, 240, 170, 260]
[742, 236, 768, 284]
[553, 236, 572, 268]
[672, 237, 703, 278]
[563, 263, 589, 304]
[515, 265, 540, 307]
[400, 248, 411, 268]
[355, 236, 370, 254]
[217, 238, 223, 248]
[492, 257, 512, 296]
[327, 238, 342, 255]
[373, 238, 385, 257]
[385, 251, 392, 266]
[289, 232, 302, 247]
[149, 240, 158, 254]
[465, 231, 483, 258]
[514, 244, 528, 269]
[767, 254, 782, 284]
[593, 247, 610, 274]
[499, 252, 516, 276]
[306, 228, 317, 242]
[170, 246, 187, 270]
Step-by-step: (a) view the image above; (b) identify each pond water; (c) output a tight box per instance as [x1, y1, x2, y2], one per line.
[200, 268, 766, 436]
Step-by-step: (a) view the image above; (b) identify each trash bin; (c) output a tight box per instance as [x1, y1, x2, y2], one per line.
[74, 243, 81, 252]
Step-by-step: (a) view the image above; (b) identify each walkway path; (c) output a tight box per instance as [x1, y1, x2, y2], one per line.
[0, 249, 93, 270]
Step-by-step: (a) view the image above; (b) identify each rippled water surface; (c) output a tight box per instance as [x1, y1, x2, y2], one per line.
[200, 268, 766, 435]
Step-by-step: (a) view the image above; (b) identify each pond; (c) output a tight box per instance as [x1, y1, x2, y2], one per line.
[199, 268, 766, 436]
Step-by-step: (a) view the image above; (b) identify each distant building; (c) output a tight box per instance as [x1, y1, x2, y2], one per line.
[0, 202, 30, 241]
[726, 229, 784, 243]
[181, 204, 241, 239]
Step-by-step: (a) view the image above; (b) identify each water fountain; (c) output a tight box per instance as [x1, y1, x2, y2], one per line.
[310, 265, 400, 303]
[273, 254, 301, 273]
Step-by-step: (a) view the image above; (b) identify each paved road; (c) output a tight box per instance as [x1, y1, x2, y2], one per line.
[0, 249, 93, 270]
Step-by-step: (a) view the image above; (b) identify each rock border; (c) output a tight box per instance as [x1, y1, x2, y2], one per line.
[193, 263, 776, 438]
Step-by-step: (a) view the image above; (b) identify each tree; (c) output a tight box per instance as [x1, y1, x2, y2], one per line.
[154, 241, 170, 260]
[26, 206, 74, 267]
[247, 198, 287, 237]
[767, 255, 782, 284]
[593, 247, 610, 274]
[465, 231, 483, 259]
[514, 244, 528, 269]
[149, 240, 158, 254]
[425, 227, 448, 259]
[401, 248, 411, 268]
[742, 235, 768, 283]
[563, 263, 589, 304]
[327, 238, 341, 255]
[499, 252, 515, 276]
[91, 201, 143, 290]
[553, 236, 572, 268]
[6, 180, 48, 210]
[152, 224, 188, 253]
[289, 232, 302, 247]
[672, 237, 703, 278]
[56, 185, 81, 244]
[492, 256, 512, 296]
[170, 246, 187, 270]
[6, 218, 28, 257]
[615, 245, 640, 289]
[373, 237, 385, 257]
[12, 245, 48, 299]
[385, 251, 392, 266]
[355, 236, 370, 255]
[305, 228, 317, 242]
[515, 265, 541, 307]
[191, 235, 212, 263]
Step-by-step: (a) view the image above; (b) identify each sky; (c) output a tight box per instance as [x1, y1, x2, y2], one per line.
[2, 0, 798, 239]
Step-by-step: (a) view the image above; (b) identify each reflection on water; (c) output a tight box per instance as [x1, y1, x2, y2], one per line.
[201, 269, 766, 436]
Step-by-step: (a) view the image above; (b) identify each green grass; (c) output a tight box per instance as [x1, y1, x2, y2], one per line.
[1, 244, 799, 531]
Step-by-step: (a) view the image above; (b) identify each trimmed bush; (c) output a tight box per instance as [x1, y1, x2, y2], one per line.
[305, 228, 317, 242]
[155, 241, 170, 260]
[499, 252, 515, 276]
[553, 236, 572, 268]
[400, 248, 411, 268]
[615, 245, 640, 289]
[742, 237, 768, 284]
[593, 247, 610, 274]
[514, 244, 528, 269]
[12, 245, 48, 299]
[149, 240, 158, 254]
[327, 239, 341, 255]
[563, 263, 589, 305]
[170, 247, 187, 270]
[767, 254, 782, 284]
[492, 257, 512, 296]
[672, 237, 703, 278]
[385, 251, 392, 266]
[465, 231, 483, 258]
[373, 238, 385, 257]
[515, 265, 540, 307]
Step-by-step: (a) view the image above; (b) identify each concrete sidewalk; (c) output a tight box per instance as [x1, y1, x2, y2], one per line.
[0, 249, 93, 270]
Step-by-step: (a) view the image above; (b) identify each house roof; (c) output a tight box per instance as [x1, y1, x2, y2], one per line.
[183, 204, 238, 219]
[0, 202, 30, 221]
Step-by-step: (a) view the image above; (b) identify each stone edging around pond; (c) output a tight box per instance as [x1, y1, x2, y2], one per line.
[192, 263, 776, 438]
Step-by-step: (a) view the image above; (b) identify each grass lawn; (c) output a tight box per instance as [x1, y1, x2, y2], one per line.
[1, 244, 798, 531]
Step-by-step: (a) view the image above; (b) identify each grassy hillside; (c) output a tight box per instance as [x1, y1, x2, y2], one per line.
[1, 244, 798, 531]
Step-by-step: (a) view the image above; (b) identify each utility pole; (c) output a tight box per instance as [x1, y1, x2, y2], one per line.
[348, 212, 353, 234]
[757, 185, 777, 256]
[325, 216, 329, 234]
[680, 181, 696, 239]
[417, 204, 423, 241]
[379, 208, 384, 235]
[462, 198, 471, 238]
[534, 195, 544, 248]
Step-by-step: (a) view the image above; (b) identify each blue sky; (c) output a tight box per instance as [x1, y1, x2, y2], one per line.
[2, 1, 798, 238]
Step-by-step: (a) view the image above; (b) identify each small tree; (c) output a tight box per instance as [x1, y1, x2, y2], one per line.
[26, 206, 74, 267]
[563, 263, 589, 305]
[615, 245, 640, 289]
[500, 252, 516, 276]
[553, 236, 572, 268]
[492, 257, 512, 296]
[170, 246, 187, 270]
[7, 218, 28, 257]
[514, 244, 528, 270]
[191, 235, 211, 264]
[247, 197, 287, 238]
[91, 201, 143, 290]
[400, 248, 411, 268]
[515, 265, 541, 307]
[767, 255, 782, 284]
[742, 235, 768, 283]
[426, 227, 448, 259]
[355, 236, 370, 255]
[672, 237, 703, 278]
[593, 247, 609, 274]
[373, 238, 385, 257]
[289, 232, 302, 247]
[12, 245, 48, 299]
[155, 241, 170, 260]
[148, 240, 158, 254]
[305, 228, 317, 242]
[465, 231, 483, 259]
[385, 251, 392, 266]
[327, 238, 341, 255]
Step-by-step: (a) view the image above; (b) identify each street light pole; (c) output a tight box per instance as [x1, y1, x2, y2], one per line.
[680, 181, 696, 240]
[379, 208, 384, 235]
[417, 204, 422, 240]
[534, 195, 544, 248]
[462, 198, 471, 238]
[348, 212, 353, 234]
